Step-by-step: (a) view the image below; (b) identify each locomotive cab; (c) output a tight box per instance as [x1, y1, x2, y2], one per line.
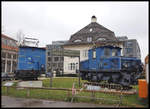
[80, 45, 143, 87]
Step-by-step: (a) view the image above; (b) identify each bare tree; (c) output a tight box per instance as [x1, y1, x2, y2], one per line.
[16, 30, 25, 46]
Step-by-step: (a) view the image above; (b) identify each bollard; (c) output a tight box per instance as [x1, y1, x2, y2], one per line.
[138, 79, 148, 98]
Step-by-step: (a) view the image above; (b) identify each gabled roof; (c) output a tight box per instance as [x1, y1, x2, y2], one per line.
[68, 21, 118, 44]
[72, 22, 114, 35]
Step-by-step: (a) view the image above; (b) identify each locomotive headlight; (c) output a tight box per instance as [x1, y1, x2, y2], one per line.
[28, 57, 31, 60]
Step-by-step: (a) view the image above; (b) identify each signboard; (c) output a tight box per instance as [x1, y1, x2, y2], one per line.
[52, 50, 63, 56]
[52, 49, 80, 57]
[63, 49, 80, 57]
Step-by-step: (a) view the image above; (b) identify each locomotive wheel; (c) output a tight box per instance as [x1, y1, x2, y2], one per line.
[119, 76, 131, 86]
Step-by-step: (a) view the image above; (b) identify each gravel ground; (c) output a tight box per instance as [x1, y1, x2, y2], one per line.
[2, 96, 118, 108]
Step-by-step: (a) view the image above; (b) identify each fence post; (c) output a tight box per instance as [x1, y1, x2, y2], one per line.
[6, 87, 8, 95]
[67, 90, 70, 98]
[118, 90, 123, 107]
[91, 91, 95, 101]
[27, 88, 30, 97]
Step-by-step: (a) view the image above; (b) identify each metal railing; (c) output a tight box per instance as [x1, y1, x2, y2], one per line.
[2, 85, 136, 107]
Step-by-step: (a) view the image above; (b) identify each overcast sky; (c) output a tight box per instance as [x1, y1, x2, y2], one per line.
[2, 2, 148, 62]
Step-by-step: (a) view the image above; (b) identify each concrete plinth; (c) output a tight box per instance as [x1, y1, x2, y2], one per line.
[18, 81, 43, 88]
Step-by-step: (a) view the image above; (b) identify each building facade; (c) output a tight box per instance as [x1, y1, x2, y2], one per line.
[1, 34, 18, 73]
[46, 41, 67, 75]
[117, 36, 141, 59]
[63, 16, 123, 74]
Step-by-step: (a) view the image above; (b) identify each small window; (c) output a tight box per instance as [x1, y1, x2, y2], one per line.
[72, 63, 76, 70]
[126, 48, 133, 53]
[87, 37, 92, 42]
[2, 52, 6, 58]
[112, 49, 118, 56]
[76, 63, 78, 69]
[54, 57, 59, 61]
[48, 57, 51, 61]
[13, 54, 17, 59]
[53, 63, 57, 67]
[83, 50, 88, 57]
[60, 57, 64, 61]
[89, 28, 93, 32]
[127, 41, 133, 47]
[92, 50, 96, 58]
[47, 52, 50, 56]
[104, 48, 110, 57]
[7, 53, 11, 59]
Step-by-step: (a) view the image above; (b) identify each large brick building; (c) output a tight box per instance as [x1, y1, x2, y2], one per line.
[1, 34, 18, 73]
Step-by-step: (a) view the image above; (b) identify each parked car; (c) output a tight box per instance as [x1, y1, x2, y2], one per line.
[1, 72, 14, 81]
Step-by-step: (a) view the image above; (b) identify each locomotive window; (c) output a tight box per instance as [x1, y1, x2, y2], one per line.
[92, 50, 96, 59]
[112, 49, 118, 56]
[104, 48, 110, 57]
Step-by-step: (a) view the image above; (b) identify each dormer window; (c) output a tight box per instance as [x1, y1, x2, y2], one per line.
[74, 39, 82, 42]
[87, 37, 92, 42]
[97, 38, 106, 41]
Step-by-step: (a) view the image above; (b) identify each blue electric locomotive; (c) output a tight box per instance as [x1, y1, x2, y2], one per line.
[80, 46, 143, 86]
[14, 46, 46, 80]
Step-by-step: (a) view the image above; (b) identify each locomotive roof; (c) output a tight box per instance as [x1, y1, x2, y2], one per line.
[91, 45, 122, 50]
[19, 45, 46, 50]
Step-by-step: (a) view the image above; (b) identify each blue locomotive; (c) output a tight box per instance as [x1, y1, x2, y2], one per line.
[14, 46, 46, 80]
[80, 45, 143, 86]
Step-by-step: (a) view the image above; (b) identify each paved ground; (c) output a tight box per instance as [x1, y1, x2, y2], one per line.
[2, 96, 118, 108]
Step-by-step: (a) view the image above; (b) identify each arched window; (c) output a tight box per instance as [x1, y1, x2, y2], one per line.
[74, 39, 82, 42]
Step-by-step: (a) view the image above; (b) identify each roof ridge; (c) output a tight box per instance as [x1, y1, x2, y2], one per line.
[71, 22, 114, 36]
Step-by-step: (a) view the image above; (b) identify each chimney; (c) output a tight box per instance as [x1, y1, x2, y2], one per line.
[91, 15, 97, 23]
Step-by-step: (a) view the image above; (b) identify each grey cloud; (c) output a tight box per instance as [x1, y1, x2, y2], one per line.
[2, 2, 148, 62]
